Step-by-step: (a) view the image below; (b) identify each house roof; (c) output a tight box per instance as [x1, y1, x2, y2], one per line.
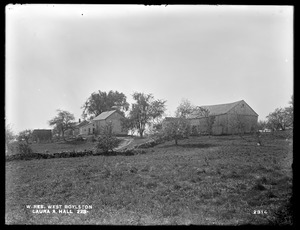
[80, 121, 94, 128]
[76, 120, 89, 128]
[93, 110, 117, 121]
[188, 100, 258, 118]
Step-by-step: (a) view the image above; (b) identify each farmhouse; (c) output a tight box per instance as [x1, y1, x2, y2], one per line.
[79, 110, 127, 136]
[188, 100, 258, 135]
[72, 120, 88, 135]
[79, 121, 96, 135]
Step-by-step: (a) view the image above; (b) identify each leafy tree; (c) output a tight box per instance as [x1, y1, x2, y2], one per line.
[152, 121, 163, 133]
[127, 92, 166, 137]
[161, 117, 191, 145]
[266, 95, 293, 131]
[48, 110, 76, 141]
[175, 98, 196, 118]
[266, 108, 290, 131]
[95, 123, 121, 153]
[82, 90, 129, 119]
[120, 116, 136, 136]
[6, 124, 16, 154]
[17, 129, 33, 145]
[16, 129, 33, 155]
[284, 94, 293, 128]
[18, 142, 33, 155]
[5, 124, 15, 145]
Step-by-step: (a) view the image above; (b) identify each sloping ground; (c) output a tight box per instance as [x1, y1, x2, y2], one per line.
[114, 138, 134, 151]
[116, 137, 153, 151]
[5, 133, 292, 225]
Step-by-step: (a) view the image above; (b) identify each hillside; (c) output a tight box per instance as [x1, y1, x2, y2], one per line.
[5, 132, 293, 225]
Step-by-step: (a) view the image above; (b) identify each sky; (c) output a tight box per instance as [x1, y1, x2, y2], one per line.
[6, 4, 293, 134]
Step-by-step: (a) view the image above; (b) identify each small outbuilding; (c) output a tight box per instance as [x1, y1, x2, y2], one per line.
[32, 129, 52, 142]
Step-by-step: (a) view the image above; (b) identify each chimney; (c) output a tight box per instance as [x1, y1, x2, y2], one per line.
[79, 118, 81, 123]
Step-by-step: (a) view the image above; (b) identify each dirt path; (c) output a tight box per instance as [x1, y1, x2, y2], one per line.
[114, 138, 134, 151]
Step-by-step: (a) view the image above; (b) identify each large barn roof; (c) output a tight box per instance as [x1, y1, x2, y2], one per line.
[188, 100, 257, 118]
[93, 110, 117, 121]
[198, 100, 242, 115]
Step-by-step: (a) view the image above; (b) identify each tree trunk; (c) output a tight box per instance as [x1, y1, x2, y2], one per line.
[62, 131, 66, 141]
[139, 129, 144, 138]
[175, 138, 178, 145]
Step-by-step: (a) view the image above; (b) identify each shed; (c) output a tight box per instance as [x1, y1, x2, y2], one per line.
[32, 129, 52, 142]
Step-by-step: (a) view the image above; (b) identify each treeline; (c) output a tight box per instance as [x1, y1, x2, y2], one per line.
[5, 91, 294, 156]
[258, 95, 293, 131]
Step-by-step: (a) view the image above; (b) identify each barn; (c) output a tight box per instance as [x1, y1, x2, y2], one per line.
[188, 100, 258, 135]
[79, 110, 127, 136]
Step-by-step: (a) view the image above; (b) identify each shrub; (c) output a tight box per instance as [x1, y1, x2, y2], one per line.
[95, 123, 121, 154]
[75, 136, 84, 141]
[17, 142, 33, 155]
[86, 135, 96, 142]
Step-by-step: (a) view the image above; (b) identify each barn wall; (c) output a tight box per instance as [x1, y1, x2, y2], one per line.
[213, 114, 228, 135]
[190, 114, 228, 135]
[228, 101, 257, 116]
[189, 113, 257, 135]
[227, 114, 258, 134]
[226, 101, 258, 134]
[189, 118, 206, 134]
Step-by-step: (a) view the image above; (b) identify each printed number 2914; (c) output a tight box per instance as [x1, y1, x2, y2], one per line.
[253, 210, 267, 214]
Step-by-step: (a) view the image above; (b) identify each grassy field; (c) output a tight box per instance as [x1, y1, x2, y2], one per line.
[5, 132, 293, 225]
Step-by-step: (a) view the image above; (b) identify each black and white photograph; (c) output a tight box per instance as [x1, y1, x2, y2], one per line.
[5, 4, 293, 225]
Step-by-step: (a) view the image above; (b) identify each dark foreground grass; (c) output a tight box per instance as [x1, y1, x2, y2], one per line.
[5, 132, 293, 225]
